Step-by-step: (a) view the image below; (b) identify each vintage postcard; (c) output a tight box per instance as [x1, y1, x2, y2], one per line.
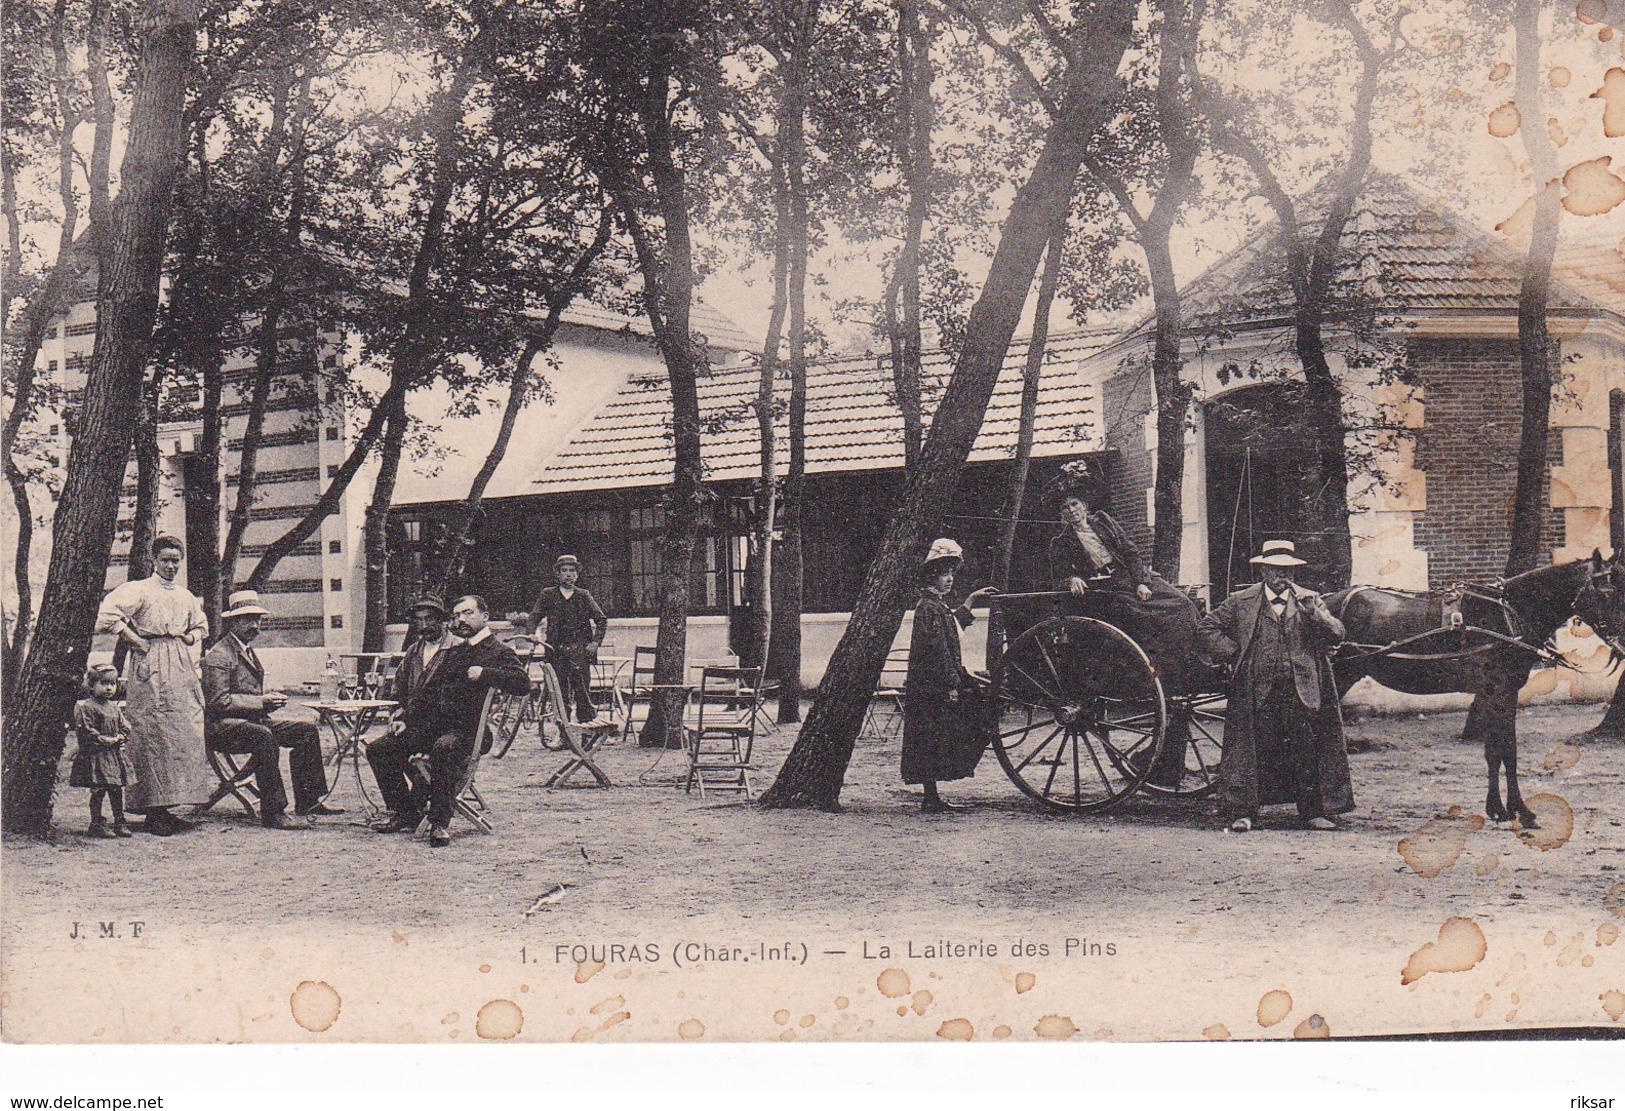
[4, 0, 1625, 1051]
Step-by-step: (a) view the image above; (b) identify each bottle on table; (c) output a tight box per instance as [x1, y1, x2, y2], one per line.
[320, 654, 342, 703]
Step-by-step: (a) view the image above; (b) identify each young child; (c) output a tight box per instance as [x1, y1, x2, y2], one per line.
[70, 664, 137, 838]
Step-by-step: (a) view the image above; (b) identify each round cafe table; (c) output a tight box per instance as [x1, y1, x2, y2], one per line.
[306, 698, 397, 821]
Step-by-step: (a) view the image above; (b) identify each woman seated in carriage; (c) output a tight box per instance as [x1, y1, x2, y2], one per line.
[1046, 461, 1203, 782]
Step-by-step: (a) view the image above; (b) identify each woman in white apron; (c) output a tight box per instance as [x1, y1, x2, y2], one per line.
[95, 535, 211, 835]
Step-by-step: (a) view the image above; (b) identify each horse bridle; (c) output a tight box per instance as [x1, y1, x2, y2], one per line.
[1574, 561, 1625, 669]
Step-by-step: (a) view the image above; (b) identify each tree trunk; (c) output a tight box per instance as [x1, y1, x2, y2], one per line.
[610, 42, 707, 751]
[247, 50, 480, 593]
[884, 0, 931, 477]
[992, 216, 1064, 587]
[128, 374, 163, 579]
[433, 208, 614, 595]
[220, 86, 303, 595]
[192, 342, 224, 628]
[749, 202, 790, 672]
[3, 0, 198, 838]
[759, 15, 1137, 809]
[2, 0, 85, 687]
[363, 391, 407, 651]
[1506, 0, 1560, 577]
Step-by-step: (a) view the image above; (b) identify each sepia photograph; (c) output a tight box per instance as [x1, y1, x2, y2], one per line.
[3, 0, 1625, 1065]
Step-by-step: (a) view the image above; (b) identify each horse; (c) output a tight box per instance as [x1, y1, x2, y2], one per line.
[1324, 551, 1625, 827]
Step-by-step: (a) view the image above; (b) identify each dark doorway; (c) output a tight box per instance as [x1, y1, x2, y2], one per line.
[1204, 382, 1334, 596]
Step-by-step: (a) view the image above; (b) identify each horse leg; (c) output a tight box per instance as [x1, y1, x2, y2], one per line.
[1473, 663, 1519, 823]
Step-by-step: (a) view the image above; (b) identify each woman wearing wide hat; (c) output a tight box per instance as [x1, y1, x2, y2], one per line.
[1046, 460, 1203, 785]
[902, 538, 997, 813]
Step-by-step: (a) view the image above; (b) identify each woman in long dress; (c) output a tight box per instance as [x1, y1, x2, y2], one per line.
[902, 538, 996, 813]
[95, 535, 211, 835]
[1046, 463, 1202, 785]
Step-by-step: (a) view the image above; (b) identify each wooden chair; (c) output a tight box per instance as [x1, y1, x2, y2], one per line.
[588, 644, 626, 724]
[412, 688, 502, 837]
[682, 665, 763, 798]
[540, 661, 616, 789]
[617, 646, 658, 745]
[194, 744, 260, 820]
[860, 648, 909, 742]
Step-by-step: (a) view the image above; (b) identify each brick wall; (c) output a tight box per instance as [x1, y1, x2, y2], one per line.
[1411, 337, 1564, 586]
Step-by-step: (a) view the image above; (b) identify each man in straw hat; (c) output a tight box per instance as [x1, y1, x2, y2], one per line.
[202, 589, 336, 830]
[1196, 540, 1354, 833]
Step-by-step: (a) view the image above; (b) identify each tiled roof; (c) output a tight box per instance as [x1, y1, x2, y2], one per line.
[1174, 173, 1625, 327]
[555, 299, 758, 354]
[531, 326, 1118, 494]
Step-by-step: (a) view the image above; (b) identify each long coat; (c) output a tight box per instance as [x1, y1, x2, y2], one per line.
[1049, 513, 1202, 693]
[1196, 583, 1355, 817]
[901, 592, 987, 785]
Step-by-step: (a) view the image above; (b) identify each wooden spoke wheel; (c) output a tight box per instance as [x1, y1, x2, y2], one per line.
[1140, 690, 1227, 798]
[991, 616, 1167, 813]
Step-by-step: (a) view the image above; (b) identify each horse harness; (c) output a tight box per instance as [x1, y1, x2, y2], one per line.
[1331, 581, 1563, 667]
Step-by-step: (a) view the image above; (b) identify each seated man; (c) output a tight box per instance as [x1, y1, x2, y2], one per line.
[367, 594, 530, 846]
[202, 590, 338, 830]
[389, 592, 456, 716]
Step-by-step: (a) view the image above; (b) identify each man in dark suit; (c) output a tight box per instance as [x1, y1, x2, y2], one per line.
[202, 590, 336, 830]
[526, 554, 609, 723]
[1196, 540, 1354, 833]
[367, 594, 530, 846]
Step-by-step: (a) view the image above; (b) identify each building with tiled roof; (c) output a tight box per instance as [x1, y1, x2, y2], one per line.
[387, 174, 1622, 695]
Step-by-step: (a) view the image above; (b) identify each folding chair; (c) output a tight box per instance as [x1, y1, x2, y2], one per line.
[540, 662, 616, 788]
[860, 648, 909, 742]
[194, 744, 260, 820]
[682, 665, 763, 798]
[412, 688, 501, 836]
[617, 646, 658, 745]
[588, 645, 626, 724]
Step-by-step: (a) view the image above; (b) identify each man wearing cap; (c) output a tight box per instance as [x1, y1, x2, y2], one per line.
[202, 590, 337, 830]
[368, 594, 531, 845]
[389, 593, 457, 711]
[526, 555, 609, 723]
[1196, 540, 1354, 833]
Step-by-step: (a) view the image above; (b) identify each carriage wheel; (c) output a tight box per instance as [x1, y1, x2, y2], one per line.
[1140, 690, 1226, 798]
[992, 616, 1166, 813]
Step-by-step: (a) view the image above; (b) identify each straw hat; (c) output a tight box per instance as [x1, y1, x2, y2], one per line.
[1250, 540, 1308, 568]
[924, 538, 964, 565]
[221, 589, 270, 618]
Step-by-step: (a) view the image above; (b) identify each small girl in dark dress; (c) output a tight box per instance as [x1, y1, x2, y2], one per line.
[70, 664, 137, 839]
[902, 538, 997, 813]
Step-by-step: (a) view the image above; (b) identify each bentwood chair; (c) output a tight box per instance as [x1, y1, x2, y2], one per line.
[617, 646, 659, 745]
[681, 665, 764, 798]
[860, 648, 909, 742]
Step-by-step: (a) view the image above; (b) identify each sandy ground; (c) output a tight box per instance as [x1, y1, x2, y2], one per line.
[5, 700, 1625, 1043]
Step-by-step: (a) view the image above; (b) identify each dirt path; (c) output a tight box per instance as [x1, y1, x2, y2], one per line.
[6, 703, 1625, 1042]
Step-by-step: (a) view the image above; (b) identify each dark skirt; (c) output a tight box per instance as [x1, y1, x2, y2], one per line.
[1087, 573, 1202, 693]
[69, 743, 137, 789]
[901, 686, 989, 785]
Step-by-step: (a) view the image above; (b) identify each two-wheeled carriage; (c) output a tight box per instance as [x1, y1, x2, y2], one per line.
[983, 589, 1228, 813]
